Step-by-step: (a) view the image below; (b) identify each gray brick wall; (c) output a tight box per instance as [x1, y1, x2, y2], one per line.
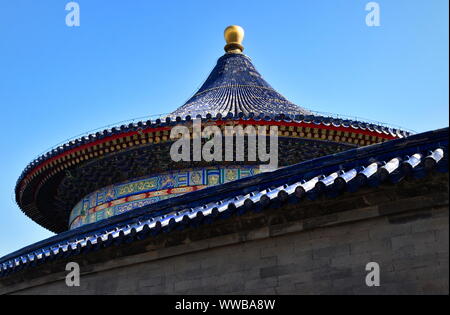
[1, 175, 448, 295]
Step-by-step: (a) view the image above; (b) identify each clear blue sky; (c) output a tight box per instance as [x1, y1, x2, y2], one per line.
[0, 0, 448, 257]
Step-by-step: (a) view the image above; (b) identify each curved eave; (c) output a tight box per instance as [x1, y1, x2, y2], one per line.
[15, 113, 410, 231]
[16, 113, 408, 191]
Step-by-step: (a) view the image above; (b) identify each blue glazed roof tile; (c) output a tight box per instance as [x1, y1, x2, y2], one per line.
[170, 53, 311, 118]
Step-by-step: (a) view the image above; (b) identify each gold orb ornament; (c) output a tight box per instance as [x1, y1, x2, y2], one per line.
[224, 25, 245, 53]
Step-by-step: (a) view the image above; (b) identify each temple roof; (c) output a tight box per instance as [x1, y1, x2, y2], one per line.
[170, 26, 310, 118]
[171, 53, 310, 118]
[13, 25, 412, 234]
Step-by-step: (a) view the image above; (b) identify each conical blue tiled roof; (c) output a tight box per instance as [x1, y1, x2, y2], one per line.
[171, 53, 310, 118]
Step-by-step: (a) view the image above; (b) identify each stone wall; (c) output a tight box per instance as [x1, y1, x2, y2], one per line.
[1, 173, 448, 295]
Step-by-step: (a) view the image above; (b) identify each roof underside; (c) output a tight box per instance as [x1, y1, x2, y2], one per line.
[170, 53, 310, 118]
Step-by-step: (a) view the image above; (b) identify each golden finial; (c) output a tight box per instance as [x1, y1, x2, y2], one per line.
[224, 25, 245, 53]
